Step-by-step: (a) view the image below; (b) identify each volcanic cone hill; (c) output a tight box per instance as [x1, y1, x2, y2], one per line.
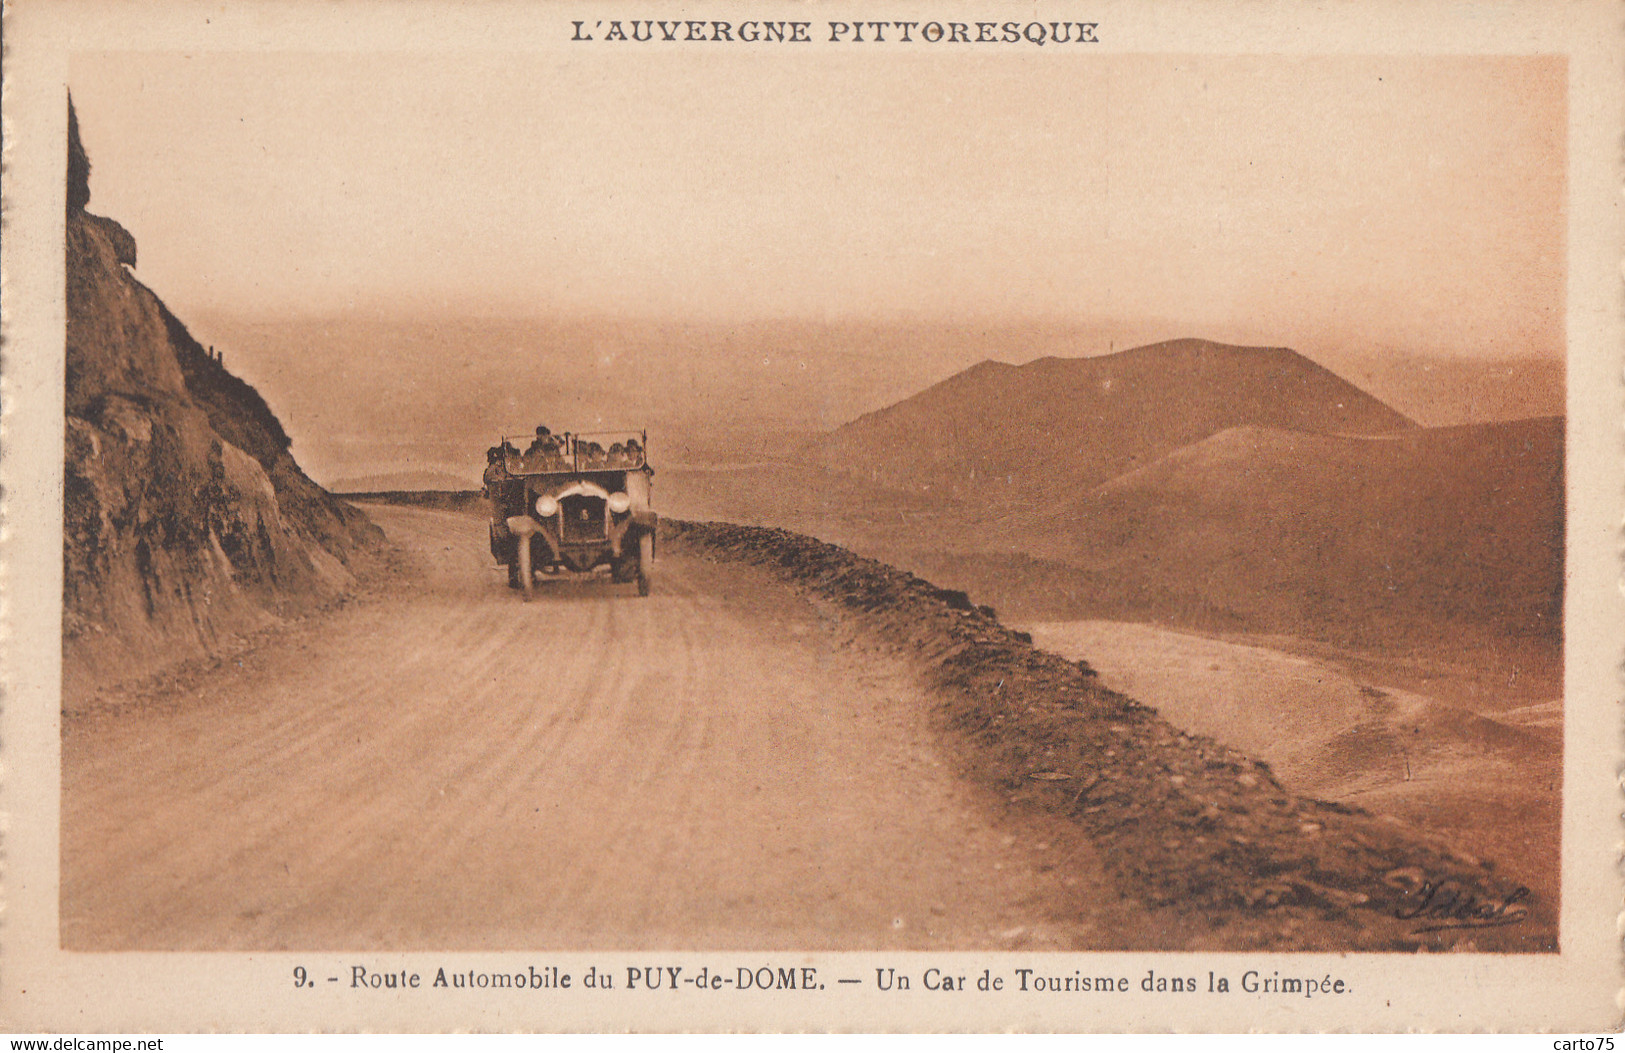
[62, 101, 382, 702]
[809, 339, 1416, 504]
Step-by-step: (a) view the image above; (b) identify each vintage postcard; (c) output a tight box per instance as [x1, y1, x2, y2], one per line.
[1, 0, 1620, 1033]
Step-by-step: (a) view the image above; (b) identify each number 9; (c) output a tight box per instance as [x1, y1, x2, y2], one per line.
[294, 966, 307, 988]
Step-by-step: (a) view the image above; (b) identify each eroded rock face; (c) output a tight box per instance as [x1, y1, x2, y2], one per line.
[63, 106, 382, 702]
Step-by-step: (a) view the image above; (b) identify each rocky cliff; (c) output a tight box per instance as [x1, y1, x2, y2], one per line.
[62, 102, 383, 702]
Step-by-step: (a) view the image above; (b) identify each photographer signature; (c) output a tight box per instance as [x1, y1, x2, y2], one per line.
[1391, 878, 1530, 933]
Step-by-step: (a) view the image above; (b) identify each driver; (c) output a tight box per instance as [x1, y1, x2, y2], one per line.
[483, 446, 509, 519]
[524, 425, 554, 457]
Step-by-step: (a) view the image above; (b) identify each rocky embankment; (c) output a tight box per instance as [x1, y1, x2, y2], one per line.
[63, 103, 382, 702]
[664, 520, 1553, 952]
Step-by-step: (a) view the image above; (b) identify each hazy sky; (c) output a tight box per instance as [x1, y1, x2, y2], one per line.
[69, 50, 1565, 359]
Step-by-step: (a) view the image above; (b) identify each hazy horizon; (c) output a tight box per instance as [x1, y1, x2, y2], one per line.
[176, 309, 1562, 488]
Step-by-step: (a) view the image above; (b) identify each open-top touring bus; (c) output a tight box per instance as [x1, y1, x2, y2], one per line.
[485, 428, 656, 598]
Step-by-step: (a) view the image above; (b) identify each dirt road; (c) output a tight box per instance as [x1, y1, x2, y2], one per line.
[62, 505, 1123, 951]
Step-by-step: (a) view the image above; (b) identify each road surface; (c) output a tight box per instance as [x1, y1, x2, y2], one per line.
[61, 505, 1122, 951]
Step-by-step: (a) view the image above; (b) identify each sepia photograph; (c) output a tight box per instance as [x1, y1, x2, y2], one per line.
[4, 0, 1620, 1034]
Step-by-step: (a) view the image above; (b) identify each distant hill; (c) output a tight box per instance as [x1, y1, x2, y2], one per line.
[1338, 352, 1564, 427]
[1033, 417, 1564, 647]
[327, 470, 478, 494]
[753, 343, 1563, 667]
[808, 339, 1416, 505]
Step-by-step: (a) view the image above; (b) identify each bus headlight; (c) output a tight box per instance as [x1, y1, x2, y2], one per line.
[607, 491, 632, 514]
[535, 495, 559, 517]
